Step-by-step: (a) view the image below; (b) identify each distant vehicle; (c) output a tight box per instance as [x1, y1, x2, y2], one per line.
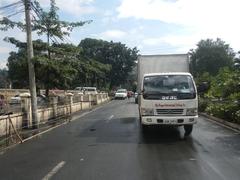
[74, 87, 84, 95]
[75, 87, 83, 91]
[115, 89, 127, 99]
[137, 54, 198, 135]
[9, 94, 47, 106]
[10, 95, 21, 104]
[83, 87, 98, 95]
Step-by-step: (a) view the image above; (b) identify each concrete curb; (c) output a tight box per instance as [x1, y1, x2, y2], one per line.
[200, 112, 240, 132]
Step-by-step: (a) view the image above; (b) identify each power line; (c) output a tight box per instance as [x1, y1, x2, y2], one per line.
[0, 1, 22, 11]
[0, 4, 24, 15]
[5, 9, 25, 18]
[0, 1, 24, 18]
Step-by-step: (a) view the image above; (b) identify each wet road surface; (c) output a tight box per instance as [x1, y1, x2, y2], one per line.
[0, 99, 240, 180]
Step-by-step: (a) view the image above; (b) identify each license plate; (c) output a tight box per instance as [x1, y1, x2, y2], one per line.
[165, 119, 176, 124]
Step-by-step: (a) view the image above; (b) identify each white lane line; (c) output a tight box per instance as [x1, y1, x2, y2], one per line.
[106, 115, 114, 123]
[42, 161, 66, 180]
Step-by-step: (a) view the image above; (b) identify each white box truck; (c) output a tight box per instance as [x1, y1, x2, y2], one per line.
[137, 54, 198, 135]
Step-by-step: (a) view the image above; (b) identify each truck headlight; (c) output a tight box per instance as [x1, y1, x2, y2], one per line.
[186, 108, 198, 116]
[141, 108, 154, 116]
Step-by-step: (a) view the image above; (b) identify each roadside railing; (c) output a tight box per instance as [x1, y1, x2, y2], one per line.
[0, 92, 109, 151]
[0, 99, 21, 116]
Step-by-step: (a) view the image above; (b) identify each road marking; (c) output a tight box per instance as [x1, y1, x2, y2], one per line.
[106, 115, 114, 123]
[189, 158, 196, 161]
[42, 161, 66, 180]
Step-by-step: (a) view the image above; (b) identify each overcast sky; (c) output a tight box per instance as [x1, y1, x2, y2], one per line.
[0, 0, 240, 68]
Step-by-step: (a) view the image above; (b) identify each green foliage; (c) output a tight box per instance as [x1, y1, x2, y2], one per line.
[190, 38, 235, 77]
[206, 67, 240, 98]
[198, 98, 208, 112]
[6, 39, 112, 90]
[79, 38, 139, 88]
[32, 0, 92, 42]
[7, 50, 29, 88]
[195, 72, 212, 85]
[200, 67, 240, 123]
[0, 68, 9, 88]
[0, 17, 25, 31]
[1, 1, 137, 92]
[206, 102, 239, 123]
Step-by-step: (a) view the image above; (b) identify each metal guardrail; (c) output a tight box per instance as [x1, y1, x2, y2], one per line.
[0, 99, 21, 116]
[0, 93, 109, 150]
[0, 113, 70, 151]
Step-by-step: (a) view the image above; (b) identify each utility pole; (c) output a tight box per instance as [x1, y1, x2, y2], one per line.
[24, 0, 38, 128]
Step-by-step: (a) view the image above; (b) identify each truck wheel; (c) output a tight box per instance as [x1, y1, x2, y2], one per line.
[184, 125, 193, 136]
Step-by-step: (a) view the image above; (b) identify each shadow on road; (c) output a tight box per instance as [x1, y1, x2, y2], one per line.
[139, 126, 188, 144]
[78, 116, 193, 145]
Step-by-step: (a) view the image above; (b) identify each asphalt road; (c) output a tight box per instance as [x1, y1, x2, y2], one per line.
[0, 99, 240, 180]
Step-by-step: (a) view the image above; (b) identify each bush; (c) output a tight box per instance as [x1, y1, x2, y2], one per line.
[205, 101, 239, 123]
[198, 98, 208, 112]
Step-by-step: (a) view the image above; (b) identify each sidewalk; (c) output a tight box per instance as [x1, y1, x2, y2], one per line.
[200, 112, 240, 132]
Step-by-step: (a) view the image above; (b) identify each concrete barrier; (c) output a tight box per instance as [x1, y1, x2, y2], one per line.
[0, 93, 109, 137]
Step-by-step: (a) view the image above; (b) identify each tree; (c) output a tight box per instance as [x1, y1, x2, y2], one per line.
[5, 38, 78, 90]
[234, 51, 240, 69]
[31, 0, 92, 95]
[189, 38, 235, 77]
[79, 38, 139, 88]
[6, 38, 111, 90]
[0, 68, 9, 88]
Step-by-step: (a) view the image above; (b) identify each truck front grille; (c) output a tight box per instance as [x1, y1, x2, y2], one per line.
[156, 109, 183, 115]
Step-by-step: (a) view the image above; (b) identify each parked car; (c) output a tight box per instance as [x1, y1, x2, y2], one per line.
[9, 94, 48, 106]
[114, 89, 127, 99]
[10, 95, 21, 104]
[75, 87, 83, 91]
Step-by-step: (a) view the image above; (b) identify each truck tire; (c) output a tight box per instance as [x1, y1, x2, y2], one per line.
[184, 125, 193, 136]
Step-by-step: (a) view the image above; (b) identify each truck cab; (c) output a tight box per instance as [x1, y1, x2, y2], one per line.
[139, 72, 198, 135]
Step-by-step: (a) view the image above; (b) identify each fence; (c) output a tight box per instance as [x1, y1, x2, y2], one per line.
[0, 93, 109, 150]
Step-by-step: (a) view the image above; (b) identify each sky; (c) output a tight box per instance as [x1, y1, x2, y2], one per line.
[0, 0, 240, 68]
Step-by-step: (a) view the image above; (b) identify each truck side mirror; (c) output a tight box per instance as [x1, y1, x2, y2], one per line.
[197, 82, 210, 94]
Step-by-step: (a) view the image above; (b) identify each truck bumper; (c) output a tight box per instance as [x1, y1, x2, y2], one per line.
[141, 115, 198, 125]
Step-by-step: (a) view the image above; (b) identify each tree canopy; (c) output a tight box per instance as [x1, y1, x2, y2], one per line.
[79, 38, 139, 88]
[5, 38, 138, 90]
[190, 38, 235, 77]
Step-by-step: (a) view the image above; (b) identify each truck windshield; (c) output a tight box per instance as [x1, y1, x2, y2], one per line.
[143, 75, 196, 100]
